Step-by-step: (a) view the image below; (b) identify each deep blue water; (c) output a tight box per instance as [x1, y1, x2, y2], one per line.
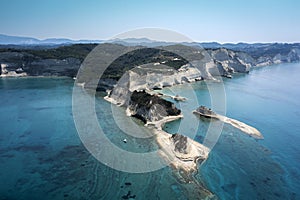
[0, 62, 299, 199]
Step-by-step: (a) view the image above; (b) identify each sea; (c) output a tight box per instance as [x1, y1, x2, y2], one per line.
[0, 62, 299, 200]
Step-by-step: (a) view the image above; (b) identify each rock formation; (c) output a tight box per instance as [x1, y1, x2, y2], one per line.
[126, 90, 181, 123]
[194, 106, 263, 139]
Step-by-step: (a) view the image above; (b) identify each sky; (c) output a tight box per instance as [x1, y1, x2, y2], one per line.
[0, 0, 299, 43]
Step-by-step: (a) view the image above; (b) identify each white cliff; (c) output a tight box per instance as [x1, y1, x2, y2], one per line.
[0, 63, 27, 77]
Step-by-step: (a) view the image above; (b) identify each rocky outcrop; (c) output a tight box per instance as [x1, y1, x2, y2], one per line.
[194, 106, 263, 139]
[156, 130, 210, 170]
[105, 64, 205, 105]
[126, 91, 181, 123]
[208, 48, 254, 74]
[0, 52, 28, 77]
[208, 47, 300, 70]
[0, 63, 27, 77]
[171, 134, 188, 154]
[153, 129, 215, 199]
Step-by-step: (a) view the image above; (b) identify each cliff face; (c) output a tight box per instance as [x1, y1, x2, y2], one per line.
[208, 47, 300, 69]
[107, 48, 257, 104]
[0, 51, 81, 77]
[0, 52, 28, 76]
[256, 48, 300, 66]
[127, 91, 181, 123]
[105, 45, 300, 105]
[106, 64, 203, 105]
[208, 49, 254, 73]
[0, 44, 96, 77]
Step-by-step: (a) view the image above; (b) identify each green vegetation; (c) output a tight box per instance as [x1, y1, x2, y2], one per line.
[0, 44, 188, 80]
[103, 47, 187, 80]
[0, 44, 97, 61]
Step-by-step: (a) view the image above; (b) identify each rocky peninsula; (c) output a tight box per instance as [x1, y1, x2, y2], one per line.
[106, 90, 215, 199]
[106, 90, 210, 173]
[194, 106, 263, 139]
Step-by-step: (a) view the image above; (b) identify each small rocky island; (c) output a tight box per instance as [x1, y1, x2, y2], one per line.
[194, 106, 263, 139]
[194, 106, 218, 119]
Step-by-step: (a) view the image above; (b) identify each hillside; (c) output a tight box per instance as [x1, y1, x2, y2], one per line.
[0, 43, 299, 88]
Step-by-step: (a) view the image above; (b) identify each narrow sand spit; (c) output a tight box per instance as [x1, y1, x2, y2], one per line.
[194, 110, 263, 139]
[221, 116, 263, 139]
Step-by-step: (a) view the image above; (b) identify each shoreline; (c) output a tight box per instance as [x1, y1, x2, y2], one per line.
[0, 74, 74, 79]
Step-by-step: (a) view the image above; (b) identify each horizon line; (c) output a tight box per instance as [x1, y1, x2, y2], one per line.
[1, 33, 300, 45]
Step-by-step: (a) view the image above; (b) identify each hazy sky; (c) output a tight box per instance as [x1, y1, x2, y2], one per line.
[0, 0, 299, 43]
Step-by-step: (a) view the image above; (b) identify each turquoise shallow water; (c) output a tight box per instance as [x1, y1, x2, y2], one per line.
[0, 77, 207, 199]
[0, 62, 299, 199]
